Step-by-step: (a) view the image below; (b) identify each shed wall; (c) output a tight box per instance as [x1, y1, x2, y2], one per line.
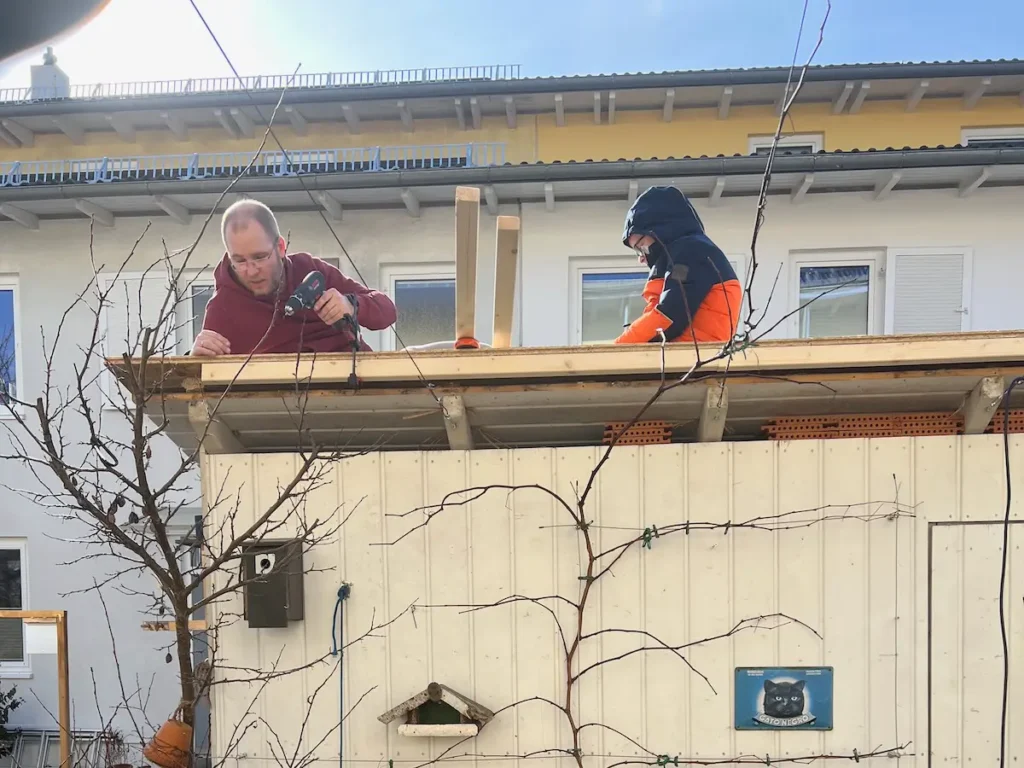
[202, 435, 1024, 767]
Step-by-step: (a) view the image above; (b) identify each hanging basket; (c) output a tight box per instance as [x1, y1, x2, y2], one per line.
[144, 711, 192, 768]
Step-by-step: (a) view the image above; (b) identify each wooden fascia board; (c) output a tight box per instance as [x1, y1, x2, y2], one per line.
[188, 333, 1024, 389]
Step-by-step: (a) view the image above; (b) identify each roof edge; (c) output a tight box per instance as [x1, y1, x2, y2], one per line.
[1, 146, 1022, 203]
[1, 59, 1023, 117]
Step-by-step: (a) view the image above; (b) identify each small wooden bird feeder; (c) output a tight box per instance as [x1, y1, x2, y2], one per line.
[377, 682, 494, 738]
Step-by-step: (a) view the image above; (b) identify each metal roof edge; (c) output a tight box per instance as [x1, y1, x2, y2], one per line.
[2, 60, 1023, 117]
[2, 146, 1022, 203]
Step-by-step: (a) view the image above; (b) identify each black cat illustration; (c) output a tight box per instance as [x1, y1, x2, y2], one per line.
[763, 679, 806, 719]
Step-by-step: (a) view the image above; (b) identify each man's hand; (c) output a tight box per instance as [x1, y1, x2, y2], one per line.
[191, 329, 231, 357]
[313, 288, 354, 327]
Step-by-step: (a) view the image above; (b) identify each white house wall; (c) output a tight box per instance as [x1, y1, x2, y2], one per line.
[0, 185, 1022, 730]
[202, 434, 1024, 768]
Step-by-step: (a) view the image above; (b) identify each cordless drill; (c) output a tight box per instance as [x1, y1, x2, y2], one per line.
[283, 270, 362, 387]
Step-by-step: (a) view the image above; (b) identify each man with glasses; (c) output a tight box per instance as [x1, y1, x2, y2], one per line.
[190, 199, 396, 356]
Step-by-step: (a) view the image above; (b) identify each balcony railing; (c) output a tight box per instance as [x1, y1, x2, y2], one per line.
[0, 142, 506, 188]
[0, 65, 522, 104]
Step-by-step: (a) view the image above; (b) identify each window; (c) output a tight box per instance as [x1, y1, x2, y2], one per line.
[792, 251, 882, 339]
[570, 259, 647, 345]
[961, 126, 1024, 149]
[749, 133, 824, 156]
[379, 264, 456, 351]
[0, 279, 18, 406]
[0, 539, 28, 677]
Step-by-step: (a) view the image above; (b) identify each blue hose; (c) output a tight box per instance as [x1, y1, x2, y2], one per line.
[331, 584, 352, 766]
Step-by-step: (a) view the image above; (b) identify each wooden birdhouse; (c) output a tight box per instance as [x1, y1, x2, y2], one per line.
[377, 682, 494, 738]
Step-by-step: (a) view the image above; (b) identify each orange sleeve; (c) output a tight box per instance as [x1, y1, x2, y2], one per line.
[614, 278, 673, 344]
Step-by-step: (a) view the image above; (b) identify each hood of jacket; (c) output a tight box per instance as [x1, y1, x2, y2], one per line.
[621, 185, 707, 248]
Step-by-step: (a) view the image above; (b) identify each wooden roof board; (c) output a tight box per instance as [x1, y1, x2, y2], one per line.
[108, 331, 1024, 394]
[130, 367, 1024, 454]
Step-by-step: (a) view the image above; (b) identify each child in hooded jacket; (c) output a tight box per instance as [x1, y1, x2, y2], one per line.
[616, 185, 742, 345]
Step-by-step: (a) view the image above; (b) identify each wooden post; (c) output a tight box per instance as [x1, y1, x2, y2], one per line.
[56, 612, 70, 768]
[0, 610, 70, 768]
[492, 215, 520, 348]
[454, 186, 480, 349]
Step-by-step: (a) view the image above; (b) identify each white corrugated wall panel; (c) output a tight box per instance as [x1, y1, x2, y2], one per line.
[202, 434, 1024, 768]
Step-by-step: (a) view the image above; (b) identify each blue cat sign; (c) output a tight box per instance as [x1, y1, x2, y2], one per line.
[734, 667, 833, 730]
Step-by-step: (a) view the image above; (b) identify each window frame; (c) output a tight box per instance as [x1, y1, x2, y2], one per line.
[378, 262, 456, 352]
[748, 133, 824, 156]
[0, 276, 24, 419]
[790, 250, 883, 339]
[0, 537, 30, 678]
[569, 256, 650, 346]
[961, 126, 1024, 147]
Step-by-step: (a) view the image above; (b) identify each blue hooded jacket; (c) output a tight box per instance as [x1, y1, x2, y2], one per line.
[618, 185, 739, 343]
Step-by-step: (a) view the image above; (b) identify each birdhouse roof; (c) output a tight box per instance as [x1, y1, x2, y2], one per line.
[377, 682, 494, 726]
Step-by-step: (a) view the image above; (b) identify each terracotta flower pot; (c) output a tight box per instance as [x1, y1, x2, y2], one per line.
[143, 718, 192, 768]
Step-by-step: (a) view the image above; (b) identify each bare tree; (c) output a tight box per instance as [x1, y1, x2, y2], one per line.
[0, 83, 409, 768]
[372, 3, 908, 765]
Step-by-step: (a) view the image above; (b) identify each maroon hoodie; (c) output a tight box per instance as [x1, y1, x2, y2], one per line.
[200, 252, 397, 355]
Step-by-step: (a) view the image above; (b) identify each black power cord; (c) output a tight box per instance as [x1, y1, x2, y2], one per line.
[998, 375, 1023, 768]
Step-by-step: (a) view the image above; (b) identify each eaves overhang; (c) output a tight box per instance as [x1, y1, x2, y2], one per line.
[1, 59, 1023, 118]
[0, 146, 1022, 205]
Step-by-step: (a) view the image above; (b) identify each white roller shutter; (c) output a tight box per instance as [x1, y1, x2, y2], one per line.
[884, 248, 972, 335]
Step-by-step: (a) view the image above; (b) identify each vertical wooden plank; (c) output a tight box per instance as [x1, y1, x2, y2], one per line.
[455, 186, 480, 346]
[382, 452, 430, 763]
[731, 442, 778, 758]
[253, 455, 305, 759]
[594, 447, 644, 765]
[820, 440, 869, 753]
[510, 448, 560, 764]
[425, 451, 473, 763]
[467, 450, 517, 762]
[866, 438, 913, 757]
[774, 440, 825, 759]
[684, 443, 732, 760]
[640, 444, 688, 759]
[553, 448, 599, 764]
[491, 216, 520, 348]
[340, 454, 390, 766]
[56, 611, 70, 768]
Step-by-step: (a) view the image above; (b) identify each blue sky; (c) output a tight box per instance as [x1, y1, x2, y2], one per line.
[1, 0, 1022, 89]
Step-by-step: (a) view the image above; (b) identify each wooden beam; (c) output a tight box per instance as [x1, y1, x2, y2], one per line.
[554, 94, 564, 126]
[52, 116, 85, 144]
[718, 86, 733, 119]
[1, 611, 69, 767]
[607, 91, 616, 123]
[56, 612, 70, 768]
[697, 384, 728, 442]
[188, 399, 244, 453]
[197, 331, 1024, 389]
[962, 375, 1004, 434]
[161, 112, 189, 140]
[832, 82, 855, 114]
[1, 119, 33, 147]
[104, 114, 136, 142]
[141, 620, 208, 631]
[230, 108, 256, 138]
[285, 106, 308, 136]
[492, 215, 520, 348]
[441, 395, 474, 449]
[454, 186, 480, 349]
[0, 202, 40, 230]
[504, 96, 516, 129]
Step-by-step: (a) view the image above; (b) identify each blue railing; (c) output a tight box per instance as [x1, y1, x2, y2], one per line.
[0, 143, 506, 188]
[0, 65, 522, 104]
